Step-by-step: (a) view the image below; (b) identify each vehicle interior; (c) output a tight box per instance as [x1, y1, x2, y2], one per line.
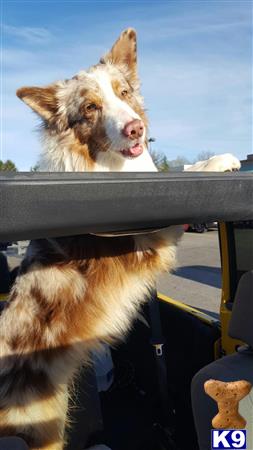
[0, 172, 253, 450]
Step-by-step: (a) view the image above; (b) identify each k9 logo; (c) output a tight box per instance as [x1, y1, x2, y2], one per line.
[212, 430, 247, 449]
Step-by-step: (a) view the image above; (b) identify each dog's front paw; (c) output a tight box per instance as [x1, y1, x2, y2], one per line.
[218, 153, 241, 172]
[185, 153, 241, 172]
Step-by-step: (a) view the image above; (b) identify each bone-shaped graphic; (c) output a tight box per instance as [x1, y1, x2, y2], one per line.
[204, 379, 252, 429]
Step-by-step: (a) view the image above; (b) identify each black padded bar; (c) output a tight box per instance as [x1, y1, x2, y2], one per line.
[0, 172, 252, 241]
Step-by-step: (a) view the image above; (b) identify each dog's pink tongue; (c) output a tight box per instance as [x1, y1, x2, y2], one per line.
[121, 144, 143, 158]
[128, 144, 143, 157]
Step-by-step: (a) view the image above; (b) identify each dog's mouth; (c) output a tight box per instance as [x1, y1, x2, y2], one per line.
[120, 143, 143, 158]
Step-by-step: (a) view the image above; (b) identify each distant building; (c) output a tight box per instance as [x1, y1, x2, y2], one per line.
[240, 154, 253, 172]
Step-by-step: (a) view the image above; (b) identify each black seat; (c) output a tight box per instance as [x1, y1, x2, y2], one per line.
[191, 271, 253, 450]
[0, 437, 29, 450]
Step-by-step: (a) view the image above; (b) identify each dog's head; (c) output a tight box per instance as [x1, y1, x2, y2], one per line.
[17, 29, 149, 167]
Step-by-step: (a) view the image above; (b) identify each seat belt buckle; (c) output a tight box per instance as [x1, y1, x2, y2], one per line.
[153, 343, 164, 356]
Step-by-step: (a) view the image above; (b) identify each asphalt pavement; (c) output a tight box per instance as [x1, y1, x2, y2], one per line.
[157, 229, 221, 317]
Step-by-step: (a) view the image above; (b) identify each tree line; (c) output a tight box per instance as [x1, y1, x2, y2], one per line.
[149, 150, 215, 171]
[0, 150, 216, 173]
[0, 160, 18, 172]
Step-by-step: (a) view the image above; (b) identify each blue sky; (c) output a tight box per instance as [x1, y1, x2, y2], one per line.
[1, 0, 252, 170]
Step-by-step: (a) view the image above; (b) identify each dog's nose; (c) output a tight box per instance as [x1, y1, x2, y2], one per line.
[123, 119, 144, 140]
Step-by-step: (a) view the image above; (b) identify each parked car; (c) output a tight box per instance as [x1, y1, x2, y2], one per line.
[187, 222, 217, 233]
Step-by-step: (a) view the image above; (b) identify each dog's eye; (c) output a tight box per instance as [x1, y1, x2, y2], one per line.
[121, 90, 128, 97]
[86, 103, 97, 111]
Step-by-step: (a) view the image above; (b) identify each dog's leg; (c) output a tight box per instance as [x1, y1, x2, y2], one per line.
[0, 230, 182, 449]
[0, 258, 87, 450]
[134, 225, 183, 275]
[0, 358, 68, 450]
[184, 153, 241, 172]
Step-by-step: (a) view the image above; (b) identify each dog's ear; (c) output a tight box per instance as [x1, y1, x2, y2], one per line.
[16, 85, 58, 121]
[101, 28, 138, 82]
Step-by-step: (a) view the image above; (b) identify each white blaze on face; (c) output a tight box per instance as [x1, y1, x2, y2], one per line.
[90, 69, 145, 151]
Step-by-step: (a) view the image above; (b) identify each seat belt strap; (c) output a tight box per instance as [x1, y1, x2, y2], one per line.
[148, 291, 176, 427]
